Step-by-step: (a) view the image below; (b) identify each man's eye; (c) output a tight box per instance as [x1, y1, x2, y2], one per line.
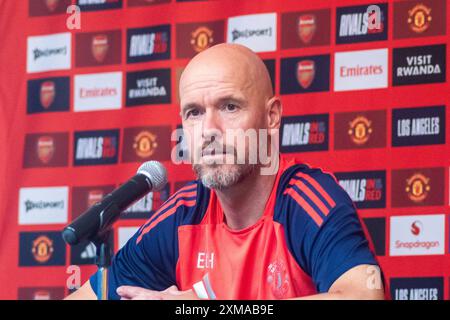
[186, 109, 201, 118]
[224, 103, 238, 112]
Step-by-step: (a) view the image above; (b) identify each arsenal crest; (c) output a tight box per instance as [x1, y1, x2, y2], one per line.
[91, 34, 109, 63]
[296, 60, 315, 89]
[36, 136, 55, 164]
[40, 81, 55, 109]
[297, 14, 316, 44]
[44, 0, 60, 12]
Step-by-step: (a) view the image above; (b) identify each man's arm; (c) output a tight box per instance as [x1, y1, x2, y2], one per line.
[114, 264, 384, 300]
[64, 281, 97, 300]
[290, 264, 385, 300]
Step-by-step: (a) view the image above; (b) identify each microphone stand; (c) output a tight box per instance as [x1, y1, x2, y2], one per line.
[93, 230, 112, 300]
[91, 202, 121, 300]
[68, 202, 120, 300]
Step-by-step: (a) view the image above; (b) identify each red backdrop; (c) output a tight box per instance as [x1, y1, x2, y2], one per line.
[0, 0, 449, 300]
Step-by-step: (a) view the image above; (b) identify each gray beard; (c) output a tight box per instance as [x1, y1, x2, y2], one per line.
[193, 163, 256, 190]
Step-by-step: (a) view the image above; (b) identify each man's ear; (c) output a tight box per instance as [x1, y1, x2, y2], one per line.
[266, 96, 282, 132]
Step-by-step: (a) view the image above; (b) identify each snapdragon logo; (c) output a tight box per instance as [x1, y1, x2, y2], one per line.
[171, 127, 280, 176]
[390, 214, 444, 256]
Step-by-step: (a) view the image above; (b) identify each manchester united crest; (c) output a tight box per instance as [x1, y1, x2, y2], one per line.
[36, 136, 55, 164]
[408, 4, 432, 33]
[405, 173, 430, 203]
[267, 259, 290, 299]
[40, 81, 55, 109]
[134, 131, 158, 158]
[91, 34, 109, 63]
[297, 14, 316, 44]
[191, 26, 214, 53]
[32, 236, 54, 263]
[348, 116, 372, 145]
[296, 60, 315, 89]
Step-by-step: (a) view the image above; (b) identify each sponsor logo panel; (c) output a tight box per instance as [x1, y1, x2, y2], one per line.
[391, 277, 444, 300]
[75, 30, 122, 67]
[392, 105, 445, 147]
[336, 3, 388, 44]
[122, 126, 172, 162]
[227, 13, 277, 52]
[334, 110, 386, 150]
[27, 77, 70, 114]
[280, 55, 330, 94]
[19, 231, 66, 266]
[23, 132, 69, 168]
[281, 9, 331, 49]
[74, 72, 122, 112]
[335, 171, 386, 209]
[27, 33, 71, 73]
[393, 0, 446, 39]
[280, 114, 329, 153]
[390, 214, 445, 256]
[334, 48, 388, 91]
[19, 186, 68, 225]
[391, 167, 445, 207]
[393, 44, 446, 86]
[74, 129, 120, 166]
[176, 20, 225, 58]
[126, 69, 171, 107]
[127, 25, 171, 63]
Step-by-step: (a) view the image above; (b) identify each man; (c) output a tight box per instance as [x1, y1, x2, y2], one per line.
[67, 43, 384, 300]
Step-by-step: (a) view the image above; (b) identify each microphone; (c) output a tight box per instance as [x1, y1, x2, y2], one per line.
[62, 161, 168, 246]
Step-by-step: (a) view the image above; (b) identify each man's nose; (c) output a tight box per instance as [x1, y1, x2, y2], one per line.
[202, 109, 222, 140]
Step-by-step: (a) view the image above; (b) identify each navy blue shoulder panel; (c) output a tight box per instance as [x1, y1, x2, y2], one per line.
[273, 163, 378, 293]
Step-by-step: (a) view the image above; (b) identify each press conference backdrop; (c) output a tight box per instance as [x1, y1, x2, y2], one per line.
[0, 0, 448, 300]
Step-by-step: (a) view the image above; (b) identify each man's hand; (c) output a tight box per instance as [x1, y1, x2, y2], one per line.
[117, 285, 199, 300]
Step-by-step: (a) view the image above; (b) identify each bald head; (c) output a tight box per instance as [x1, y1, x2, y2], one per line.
[179, 43, 273, 103]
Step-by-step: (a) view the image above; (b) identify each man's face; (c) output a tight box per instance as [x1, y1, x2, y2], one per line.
[180, 66, 267, 190]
